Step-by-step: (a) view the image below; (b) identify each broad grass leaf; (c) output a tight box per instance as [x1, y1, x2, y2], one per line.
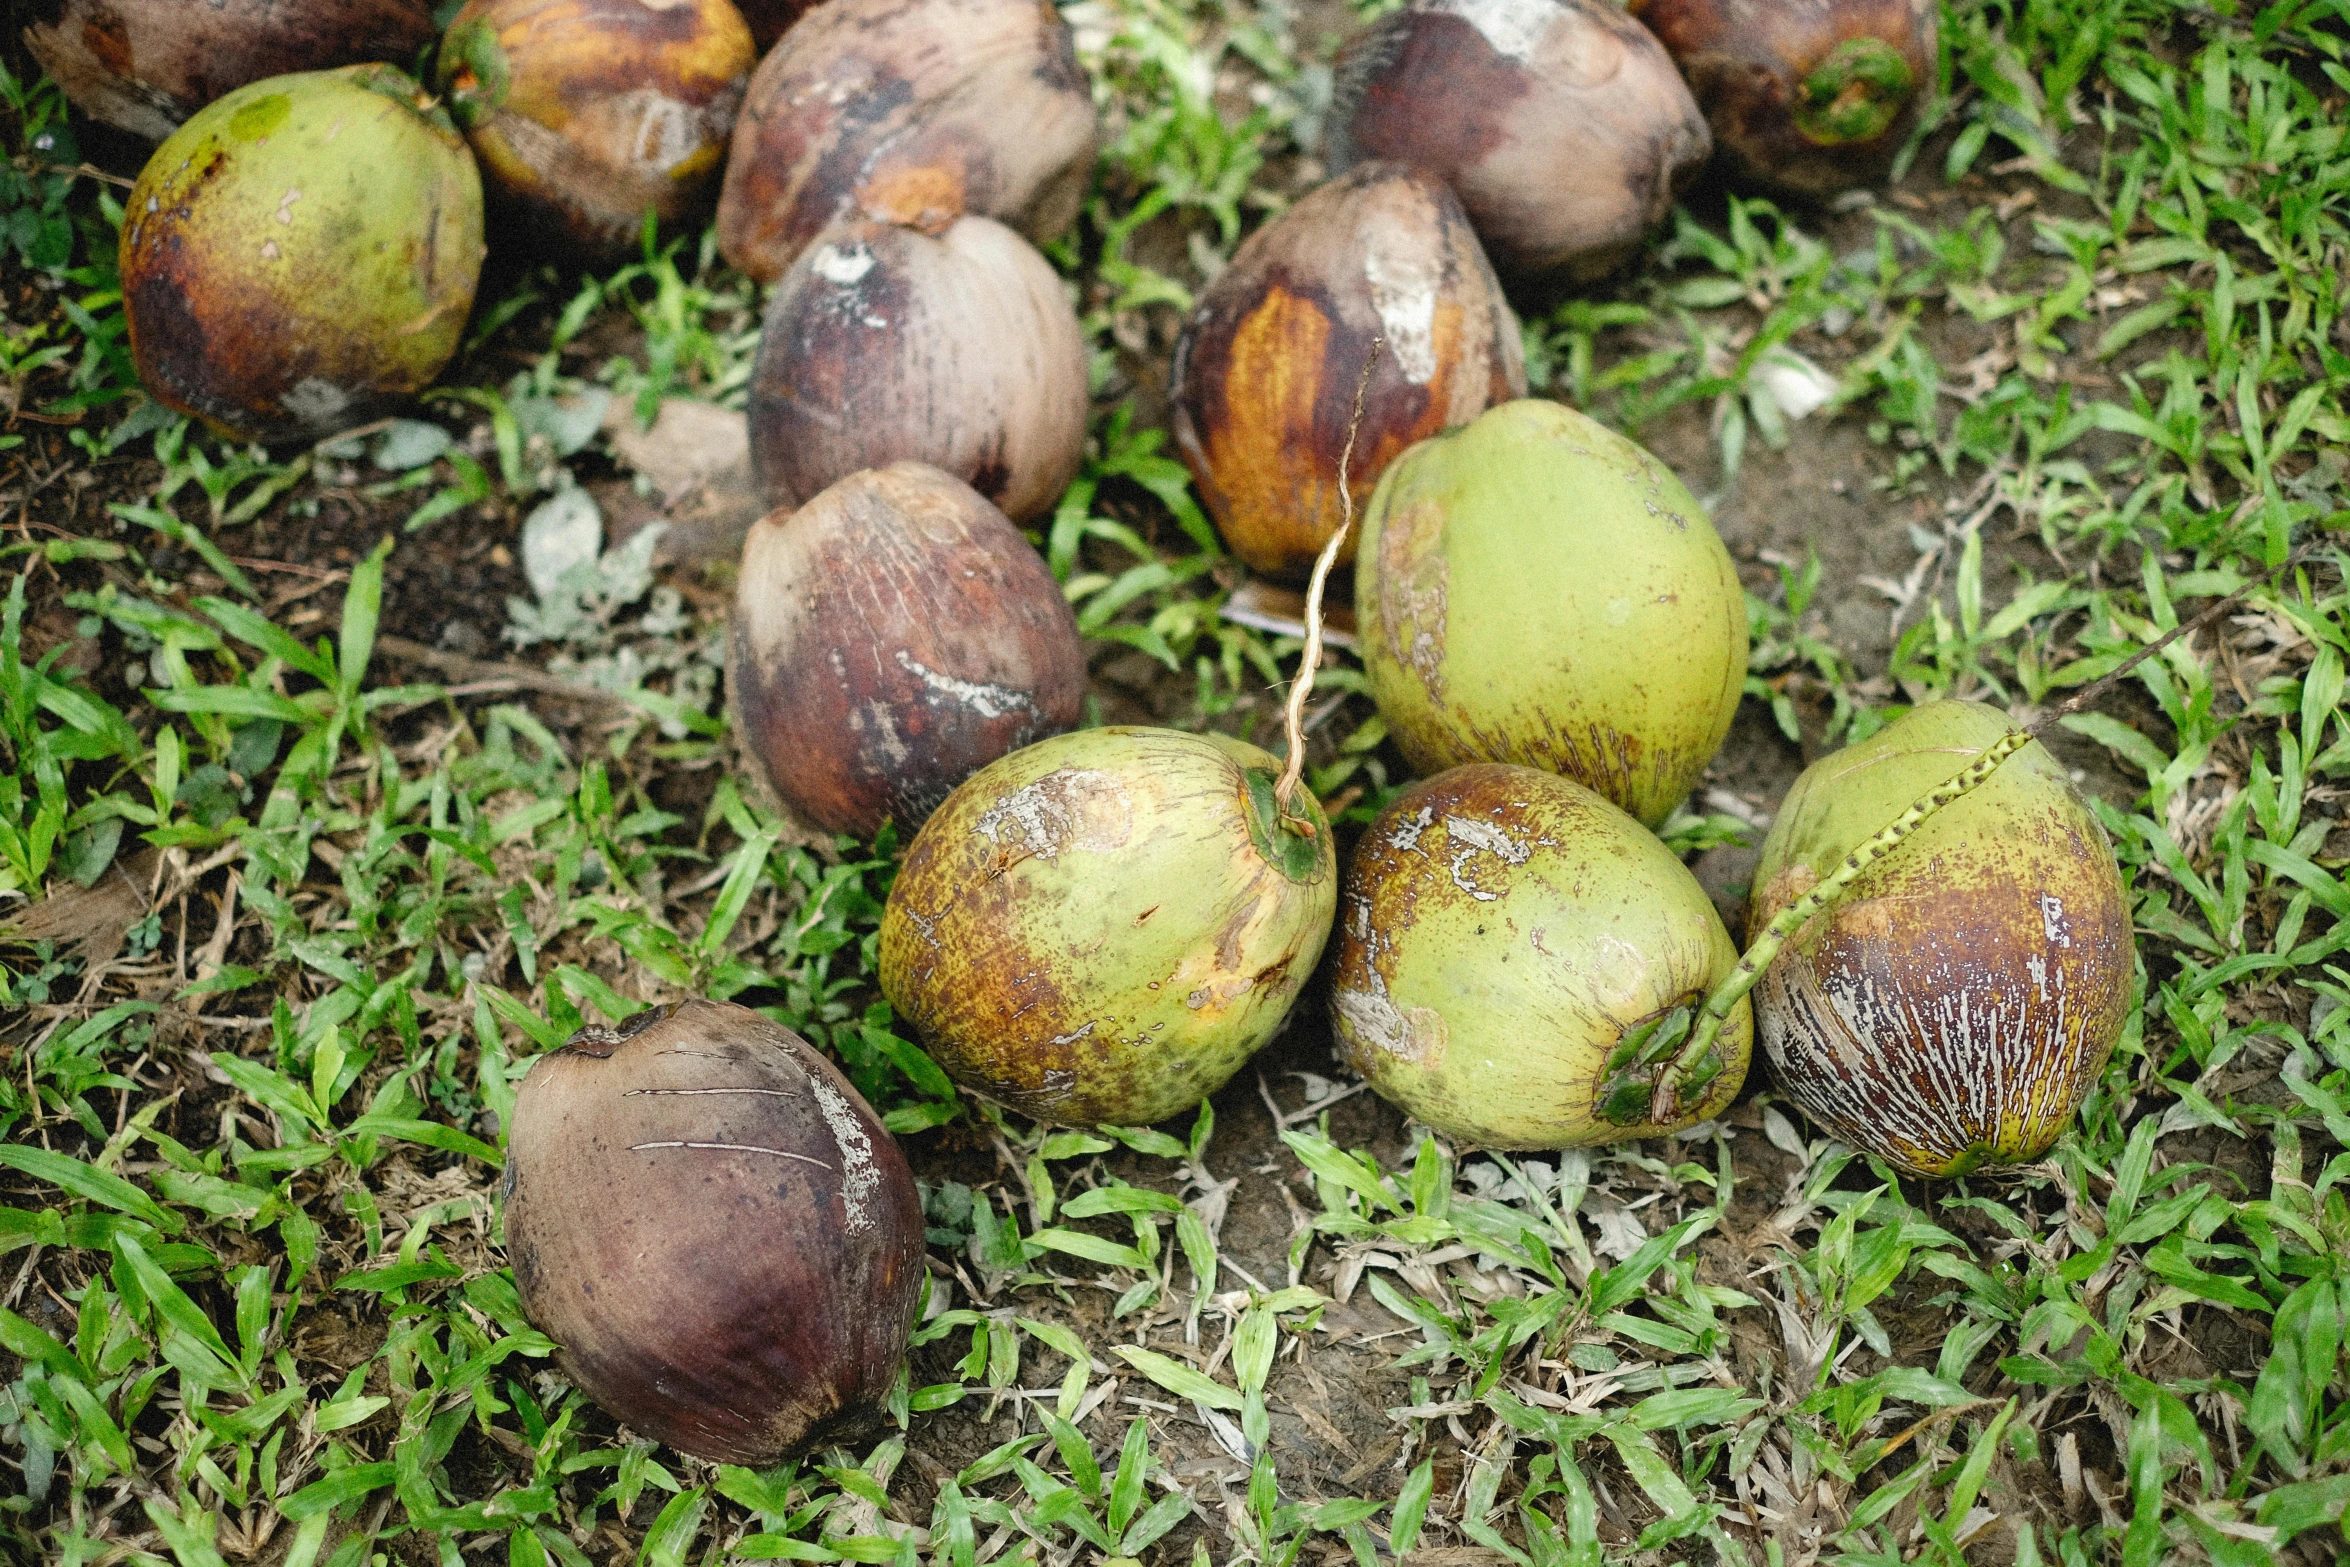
[1115, 1346, 1242, 1411]
[0, 1143, 180, 1235]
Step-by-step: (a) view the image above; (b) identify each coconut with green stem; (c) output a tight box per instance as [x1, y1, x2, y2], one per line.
[1340, 525, 2281, 1148]
[1634, 562, 2299, 1141]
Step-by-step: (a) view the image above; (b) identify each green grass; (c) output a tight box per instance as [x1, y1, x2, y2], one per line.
[4, 0, 2350, 1563]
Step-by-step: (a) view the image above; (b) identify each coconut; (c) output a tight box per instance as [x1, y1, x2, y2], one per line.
[1170, 162, 1525, 582]
[119, 65, 485, 447]
[730, 463, 1087, 838]
[1354, 400, 1748, 827]
[438, 0, 755, 263]
[1747, 700, 2132, 1176]
[715, 0, 1097, 282]
[879, 728, 1336, 1127]
[1326, 0, 1710, 277]
[502, 1001, 926, 1465]
[23, 0, 438, 141]
[746, 214, 1088, 522]
[1631, 0, 1936, 197]
[1330, 764, 1749, 1147]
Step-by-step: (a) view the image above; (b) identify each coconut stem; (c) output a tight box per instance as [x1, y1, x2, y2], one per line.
[1274, 339, 1383, 825]
[1648, 539, 2325, 1122]
[1650, 727, 2032, 1120]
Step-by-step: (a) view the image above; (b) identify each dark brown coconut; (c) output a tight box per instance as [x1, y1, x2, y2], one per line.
[732, 462, 1086, 837]
[23, 0, 439, 141]
[747, 214, 1088, 522]
[1326, 0, 1710, 278]
[501, 1000, 926, 1466]
[714, 0, 1097, 282]
[438, 0, 755, 263]
[1172, 162, 1525, 581]
[1631, 0, 1935, 196]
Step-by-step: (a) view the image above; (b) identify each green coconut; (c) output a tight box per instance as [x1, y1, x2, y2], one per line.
[878, 727, 1337, 1127]
[1329, 762, 1750, 1147]
[120, 65, 485, 446]
[1749, 700, 2133, 1176]
[1355, 399, 1748, 827]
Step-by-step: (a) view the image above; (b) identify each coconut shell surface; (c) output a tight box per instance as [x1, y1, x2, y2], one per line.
[1331, 764, 1749, 1148]
[715, 0, 1097, 281]
[1326, 0, 1709, 277]
[440, 0, 755, 262]
[23, 0, 439, 141]
[502, 1000, 926, 1465]
[1749, 701, 2133, 1177]
[731, 462, 1085, 837]
[747, 215, 1088, 522]
[1355, 399, 1748, 827]
[1631, 0, 1935, 196]
[1171, 163, 1525, 582]
[880, 727, 1336, 1127]
[119, 66, 485, 447]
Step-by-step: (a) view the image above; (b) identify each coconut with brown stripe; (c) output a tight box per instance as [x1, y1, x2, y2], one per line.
[1747, 700, 2132, 1176]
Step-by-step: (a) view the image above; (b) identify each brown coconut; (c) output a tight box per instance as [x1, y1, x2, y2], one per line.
[24, 0, 439, 140]
[731, 462, 1086, 838]
[501, 1000, 927, 1465]
[1171, 162, 1525, 581]
[1327, 0, 1711, 278]
[746, 213, 1088, 522]
[438, 0, 756, 262]
[714, 0, 1096, 282]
